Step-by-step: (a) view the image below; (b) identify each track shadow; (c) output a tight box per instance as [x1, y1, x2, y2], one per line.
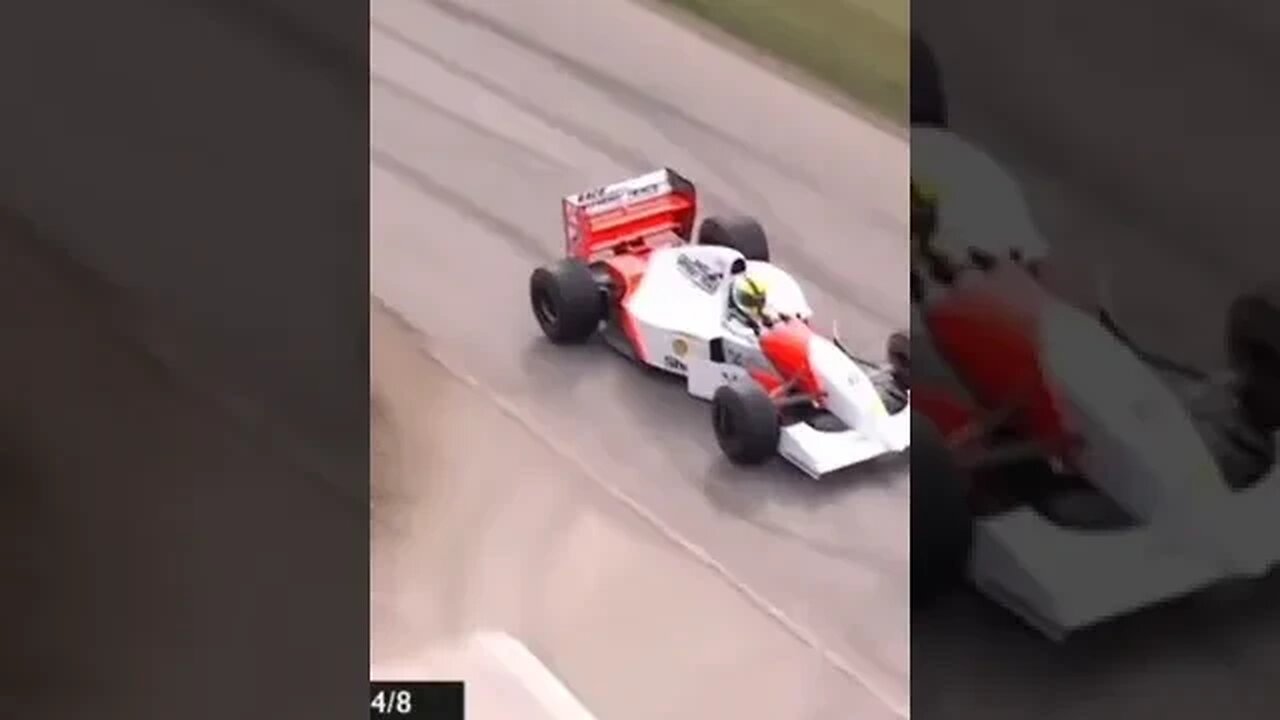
[915, 563, 1280, 719]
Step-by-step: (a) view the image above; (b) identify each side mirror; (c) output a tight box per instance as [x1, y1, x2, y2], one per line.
[1093, 261, 1130, 336]
[831, 321, 852, 357]
[1094, 261, 1118, 318]
[1093, 261, 1209, 381]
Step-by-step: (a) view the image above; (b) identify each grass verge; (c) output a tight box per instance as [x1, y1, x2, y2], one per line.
[658, 0, 907, 124]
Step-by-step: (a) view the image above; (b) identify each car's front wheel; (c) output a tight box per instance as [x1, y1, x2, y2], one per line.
[711, 381, 780, 465]
[887, 330, 910, 390]
[1227, 281, 1280, 430]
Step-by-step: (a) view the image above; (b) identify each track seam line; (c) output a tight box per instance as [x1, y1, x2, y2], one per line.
[396, 315, 909, 719]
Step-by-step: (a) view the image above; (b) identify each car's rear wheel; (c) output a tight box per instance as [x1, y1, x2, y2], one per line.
[911, 32, 948, 128]
[1227, 282, 1280, 430]
[529, 259, 604, 344]
[698, 215, 771, 262]
[911, 412, 973, 608]
[711, 381, 780, 465]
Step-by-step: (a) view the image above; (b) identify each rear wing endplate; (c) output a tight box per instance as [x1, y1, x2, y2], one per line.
[562, 168, 697, 261]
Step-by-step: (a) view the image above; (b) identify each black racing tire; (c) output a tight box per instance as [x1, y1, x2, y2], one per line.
[711, 381, 780, 465]
[1226, 282, 1280, 430]
[911, 32, 948, 128]
[887, 330, 910, 389]
[1033, 488, 1134, 531]
[698, 215, 771, 262]
[529, 259, 604, 344]
[911, 412, 974, 608]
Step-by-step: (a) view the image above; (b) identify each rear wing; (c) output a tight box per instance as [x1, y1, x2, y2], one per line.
[562, 168, 697, 261]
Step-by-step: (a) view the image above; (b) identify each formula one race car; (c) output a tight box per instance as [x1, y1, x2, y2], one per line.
[528, 168, 910, 478]
[910, 252, 1280, 639]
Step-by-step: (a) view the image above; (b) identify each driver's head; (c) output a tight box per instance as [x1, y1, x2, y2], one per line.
[731, 275, 768, 317]
[911, 178, 958, 288]
[911, 179, 939, 246]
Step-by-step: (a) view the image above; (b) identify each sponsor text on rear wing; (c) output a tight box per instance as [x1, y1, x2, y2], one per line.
[561, 168, 697, 261]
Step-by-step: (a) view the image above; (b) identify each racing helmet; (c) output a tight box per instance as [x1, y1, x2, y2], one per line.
[911, 179, 939, 243]
[731, 275, 768, 317]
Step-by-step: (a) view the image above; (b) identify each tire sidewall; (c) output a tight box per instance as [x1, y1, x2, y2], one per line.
[530, 259, 602, 343]
[1227, 287, 1280, 428]
[712, 382, 780, 464]
[888, 331, 910, 388]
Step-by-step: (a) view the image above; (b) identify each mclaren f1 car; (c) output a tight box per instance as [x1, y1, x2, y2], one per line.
[908, 39, 1280, 638]
[527, 168, 910, 479]
[909, 215, 1280, 639]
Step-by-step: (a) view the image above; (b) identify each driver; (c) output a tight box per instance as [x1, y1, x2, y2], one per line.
[910, 34, 1093, 307]
[728, 274, 770, 330]
[911, 180, 944, 279]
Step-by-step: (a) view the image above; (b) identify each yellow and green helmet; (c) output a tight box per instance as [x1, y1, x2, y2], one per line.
[910, 178, 939, 242]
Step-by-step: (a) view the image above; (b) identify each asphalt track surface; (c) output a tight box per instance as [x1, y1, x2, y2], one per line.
[0, 218, 366, 719]
[368, 0, 909, 718]
[915, 7, 1280, 720]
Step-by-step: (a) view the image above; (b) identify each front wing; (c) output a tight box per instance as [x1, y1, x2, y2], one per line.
[687, 358, 910, 478]
[779, 408, 910, 478]
[972, 465, 1280, 639]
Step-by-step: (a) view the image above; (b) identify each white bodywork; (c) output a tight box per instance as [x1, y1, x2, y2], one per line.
[912, 127, 1049, 264]
[966, 297, 1280, 639]
[616, 243, 910, 478]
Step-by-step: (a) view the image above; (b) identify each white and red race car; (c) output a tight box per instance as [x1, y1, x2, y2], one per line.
[527, 168, 911, 478]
